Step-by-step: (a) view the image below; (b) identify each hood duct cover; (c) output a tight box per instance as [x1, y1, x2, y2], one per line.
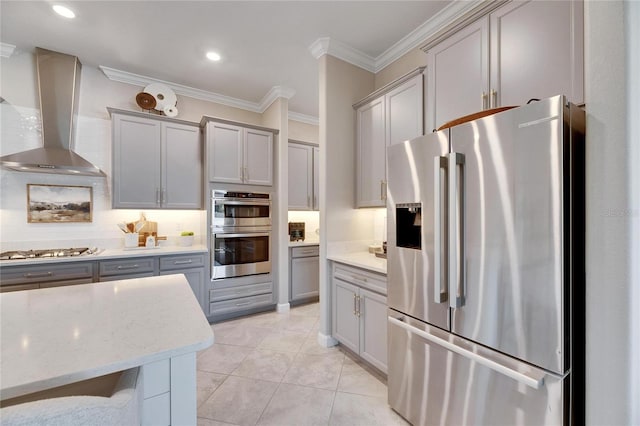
[0, 48, 105, 176]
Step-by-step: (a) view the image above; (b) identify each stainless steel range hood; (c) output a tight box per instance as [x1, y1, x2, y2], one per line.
[0, 48, 105, 176]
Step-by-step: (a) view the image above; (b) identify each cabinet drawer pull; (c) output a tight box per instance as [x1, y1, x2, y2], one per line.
[24, 271, 53, 278]
[236, 301, 252, 307]
[351, 275, 367, 283]
[117, 264, 139, 270]
[353, 293, 357, 315]
[173, 259, 193, 265]
[356, 295, 361, 317]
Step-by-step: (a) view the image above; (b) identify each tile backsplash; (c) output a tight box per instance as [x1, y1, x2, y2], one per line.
[0, 104, 205, 250]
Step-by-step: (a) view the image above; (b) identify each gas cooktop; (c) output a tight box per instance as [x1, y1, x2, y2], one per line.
[0, 248, 91, 261]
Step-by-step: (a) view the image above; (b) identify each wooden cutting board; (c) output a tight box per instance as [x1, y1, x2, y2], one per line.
[437, 106, 518, 131]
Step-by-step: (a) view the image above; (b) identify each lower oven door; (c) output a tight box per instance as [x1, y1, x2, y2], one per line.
[212, 231, 271, 279]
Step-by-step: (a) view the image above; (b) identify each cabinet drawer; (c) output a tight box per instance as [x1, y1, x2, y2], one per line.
[210, 281, 273, 302]
[142, 392, 170, 426]
[99, 257, 156, 276]
[159, 253, 205, 271]
[209, 293, 273, 316]
[143, 359, 170, 399]
[0, 262, 94, 285]
[333, 263, 387, 295]
[291, 246, 319, 258]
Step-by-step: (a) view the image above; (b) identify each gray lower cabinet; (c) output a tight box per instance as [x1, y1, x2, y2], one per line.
[290, 245, 319, 304]
[159, 254, 206, 313]
[98, 257, 157, 281]
[207, 274, 274, 321]
[332, 262, 388, 373]
[0, 262, 95, 292]
[0, 253, 207, 316]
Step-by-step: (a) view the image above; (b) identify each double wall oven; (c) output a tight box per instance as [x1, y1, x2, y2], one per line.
[211, 190, 271, 279]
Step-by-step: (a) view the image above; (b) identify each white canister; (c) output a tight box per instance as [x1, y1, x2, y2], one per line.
[145, 235, 156, 248]
[124, 233, 139, 248]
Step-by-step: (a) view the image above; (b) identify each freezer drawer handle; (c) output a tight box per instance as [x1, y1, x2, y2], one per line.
[433, 156, 448, 303]
[388, 316, 545, 390]
[448, 152, 466, 308]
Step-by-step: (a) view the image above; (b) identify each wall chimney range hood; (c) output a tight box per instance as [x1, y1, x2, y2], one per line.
[0, 48, 105, 176]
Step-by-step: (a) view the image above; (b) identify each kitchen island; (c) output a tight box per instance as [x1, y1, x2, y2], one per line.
[0, 274, 214, 424]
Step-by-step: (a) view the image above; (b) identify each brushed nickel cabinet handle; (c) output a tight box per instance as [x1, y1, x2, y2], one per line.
[24, 271, 53, 278]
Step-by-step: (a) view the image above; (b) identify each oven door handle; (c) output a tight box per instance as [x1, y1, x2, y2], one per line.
[214, 200, 271, 206]
[214, 232, 270, 238]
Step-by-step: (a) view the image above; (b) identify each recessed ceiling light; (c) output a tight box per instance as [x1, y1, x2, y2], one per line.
[52, 5, 76, 19]
[206, 51, 221, 62]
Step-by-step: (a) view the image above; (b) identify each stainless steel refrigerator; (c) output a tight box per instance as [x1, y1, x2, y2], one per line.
[386, 95, 585, 425]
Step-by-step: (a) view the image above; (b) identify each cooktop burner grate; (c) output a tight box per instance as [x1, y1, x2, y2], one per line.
[0, 248, 90, 261]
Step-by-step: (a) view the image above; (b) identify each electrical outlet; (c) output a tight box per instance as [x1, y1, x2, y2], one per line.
[175, 223, 182, 231]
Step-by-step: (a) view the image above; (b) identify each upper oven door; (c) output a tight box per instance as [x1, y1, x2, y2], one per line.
[212, 198, 271, 228]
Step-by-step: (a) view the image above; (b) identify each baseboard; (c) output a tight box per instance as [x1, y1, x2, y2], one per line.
[317, 332, 338, 348]
[276, 303, 290, 313]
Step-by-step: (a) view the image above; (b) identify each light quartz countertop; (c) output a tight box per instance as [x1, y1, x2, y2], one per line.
[289, 240, 319, 247]
[0, 245, 208, 267]
[0, 274, 214, 400]
[327, 251, 387, 275]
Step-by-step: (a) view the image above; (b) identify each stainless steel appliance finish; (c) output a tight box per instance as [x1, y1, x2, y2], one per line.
[387, 312, 567, 426]
[212, 190, 271, 228]
[0, 48, 105, 176]
[386, 95, 584, 425]
[211, 190, 272, 279]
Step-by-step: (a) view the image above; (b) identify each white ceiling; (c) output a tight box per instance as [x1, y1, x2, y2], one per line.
[0, 1, 453, 121]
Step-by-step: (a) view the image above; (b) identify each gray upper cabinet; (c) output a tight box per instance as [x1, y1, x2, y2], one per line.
[355, 71, 424, 208]
[205, 120, 274, 186]
[111, 109, 202, 209]
[425, 0, 583, 131]
[288, 142, 319, 211]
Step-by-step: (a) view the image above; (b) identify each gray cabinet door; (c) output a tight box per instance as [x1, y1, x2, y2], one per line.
[313, 147, 319, 210]
[163, 122, 202, 209]
[386, 74, 424, 146]
[426, 18, 489, 132]
[160, 268, 205, 313]
[290, 256, 319, 301]
[356, 96, 386, 207]
[208, 122, 244, 183]
[489, 0, 583, 106]
[113, 114, 162, 208]
[288, 143, 313, 210]
[359, 288, 388, 373]
[333, 278, 359, 353]
[244, 128, 273, 186]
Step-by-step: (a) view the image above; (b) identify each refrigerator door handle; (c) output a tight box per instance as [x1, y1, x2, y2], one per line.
[448, 152, 466, 308]
[433, 156, 448, 303]
[388, 316, 546, 390]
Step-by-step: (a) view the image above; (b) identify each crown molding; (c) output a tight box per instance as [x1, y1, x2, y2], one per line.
[100, 66, 297, 114]
[1, 42, 16, 58]
[288, 111, 319, 126]
[259, 85, 296, 111]
[309, 1, 500, 74]
[308, 37, 376, 73]
[375, 0, 485, 72]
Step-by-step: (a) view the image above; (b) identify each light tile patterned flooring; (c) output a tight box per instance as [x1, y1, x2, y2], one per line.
[196, 302, 408, 426]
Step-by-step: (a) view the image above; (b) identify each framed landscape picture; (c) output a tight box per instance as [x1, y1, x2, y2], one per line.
[27, 184, 93, 223]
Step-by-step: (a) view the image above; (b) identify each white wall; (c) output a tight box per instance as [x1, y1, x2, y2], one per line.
[626, 3, 640, 423]
[584, 1, 637, 424]
[262, 98, 290, 309]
